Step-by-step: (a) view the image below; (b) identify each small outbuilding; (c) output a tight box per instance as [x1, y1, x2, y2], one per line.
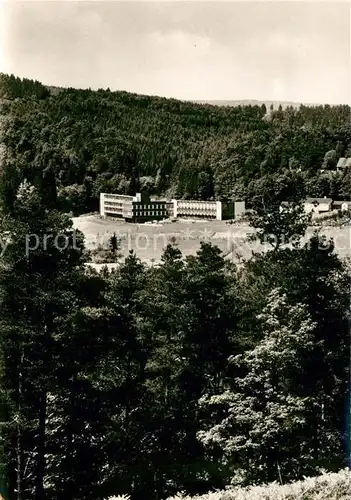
[304, 197, 333, 214]
[336, 157, 351, 171]
[333, 200, 351, 212]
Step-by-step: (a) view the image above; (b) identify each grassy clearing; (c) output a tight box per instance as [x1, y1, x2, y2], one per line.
[73, 215, 351, 266]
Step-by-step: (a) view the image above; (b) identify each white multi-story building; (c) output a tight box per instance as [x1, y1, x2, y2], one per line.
[171, 199, 245, 220]
[100, 192, 171, 222]
[100, 192, 139, 218]
[100, 192, 246, 222]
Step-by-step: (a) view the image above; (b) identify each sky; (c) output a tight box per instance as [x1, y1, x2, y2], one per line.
[0, 0, 350, 104]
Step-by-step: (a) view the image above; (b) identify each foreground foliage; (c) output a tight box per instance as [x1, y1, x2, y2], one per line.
[166, 468, 351, 500]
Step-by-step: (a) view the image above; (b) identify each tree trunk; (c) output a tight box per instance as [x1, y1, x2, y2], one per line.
[16, 422, 22, 500]
[35, 390, 46, 500]
[35, 314, 51, 500]
[16, 352, 24, 500]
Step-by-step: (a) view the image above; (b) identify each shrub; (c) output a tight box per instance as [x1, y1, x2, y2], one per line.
[166, 468, 351, 500]
[106, 496, 131, 500]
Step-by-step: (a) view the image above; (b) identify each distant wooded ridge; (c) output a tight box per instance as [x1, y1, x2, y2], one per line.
[44, 84, 325, 109]
[192, 99, 323, 109]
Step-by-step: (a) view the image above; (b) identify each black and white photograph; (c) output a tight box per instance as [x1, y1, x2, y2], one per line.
[0, 1, 350, 499]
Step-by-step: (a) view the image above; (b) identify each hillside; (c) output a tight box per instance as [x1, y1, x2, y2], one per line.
[0, 73, 350, 215]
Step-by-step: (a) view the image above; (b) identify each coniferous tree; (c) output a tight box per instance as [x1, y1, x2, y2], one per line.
[236, 232, 350, 478]
[0, 181, 103, 499]
[198, 289, 323, 485]
[176, 243, 241, 493]
[98, 252, 151, 500]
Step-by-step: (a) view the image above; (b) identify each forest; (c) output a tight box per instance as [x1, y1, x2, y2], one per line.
[0, 178, 349, 500]
[0, 73, 350, 215]
[0, 74, 350, 500]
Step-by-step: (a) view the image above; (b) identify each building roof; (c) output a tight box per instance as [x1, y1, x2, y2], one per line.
[305, 197, 333, 205]
[336, 157, 351, 169]
[333, 200, 351, 206]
